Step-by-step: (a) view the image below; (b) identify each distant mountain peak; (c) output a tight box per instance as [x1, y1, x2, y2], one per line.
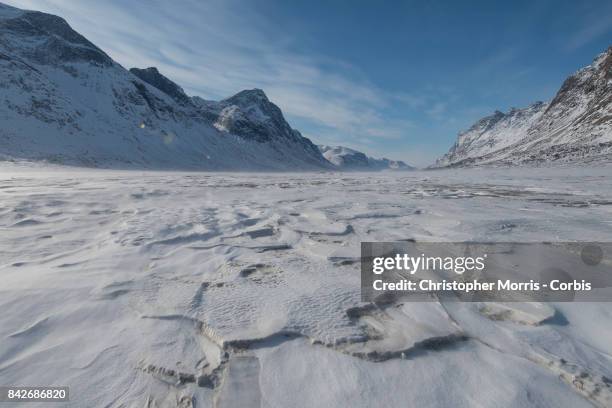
[222, 88, 272, 110]
[318, 145, 413, 171]
[212, 88, 303, 144]
[226, 88, 269, 102]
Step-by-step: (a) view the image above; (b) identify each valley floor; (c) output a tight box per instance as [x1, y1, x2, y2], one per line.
[1, 163, 612, 407]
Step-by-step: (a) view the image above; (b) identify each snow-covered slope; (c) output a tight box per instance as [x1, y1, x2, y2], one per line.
[435, 47, 612, 167]
[0, 2, 330, 170]
[318, 145, 413, 170]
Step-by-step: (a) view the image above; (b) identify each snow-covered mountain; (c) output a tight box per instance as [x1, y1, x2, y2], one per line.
[435, 47, 612, 167]
[0, 2, 331, 170]
[318, 145, 413, 170]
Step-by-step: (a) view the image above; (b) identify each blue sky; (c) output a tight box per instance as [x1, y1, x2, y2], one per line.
[6, 0, 612, 166]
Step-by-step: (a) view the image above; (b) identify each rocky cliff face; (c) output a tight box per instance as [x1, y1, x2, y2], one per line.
[0, 2, 330, 170]
[129, 67, 191, 105]
[435, 47, 612, 167]
[200, 89, 322, 157]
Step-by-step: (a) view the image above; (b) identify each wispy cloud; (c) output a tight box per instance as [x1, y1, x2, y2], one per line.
[426, 102, 447, 120]
[566, 12, 612, 51]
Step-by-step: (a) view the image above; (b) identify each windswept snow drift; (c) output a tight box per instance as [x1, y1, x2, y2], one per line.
[1, 163, 612, 407]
